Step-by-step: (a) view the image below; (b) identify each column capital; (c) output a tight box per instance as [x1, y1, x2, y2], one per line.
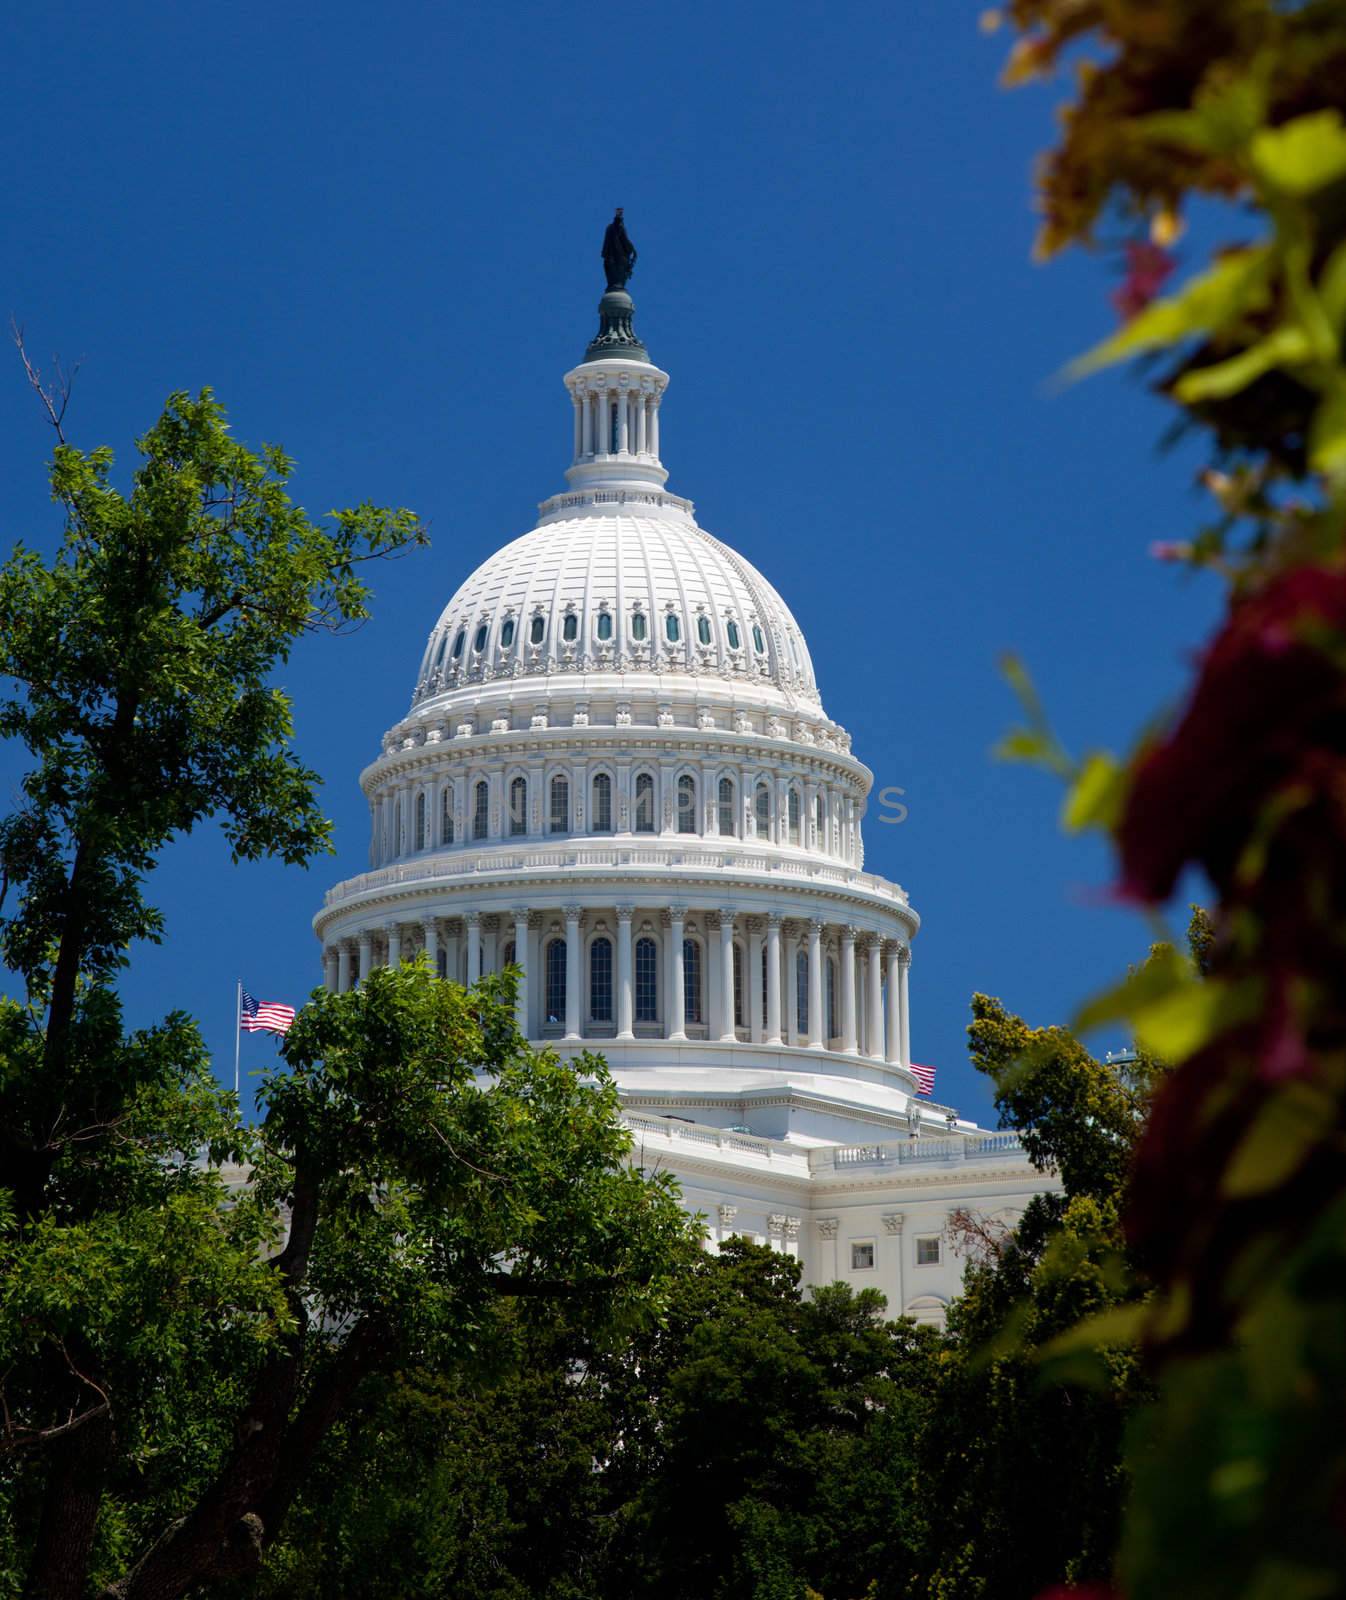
[357, 930, 372, 949]
[841, 924, 858, 944]
[562, 904, 583, 922]
[766, 909, 785, 928]
[809, 915, 824, 934]
[718, 1203, 738, 1226]
[784, 1216, 801, 1240]
[816, 1217, 839, 1240]
[896, 943, 912, 967]
[464, 909, 481, 928]
[616, 904, 635, 923]
[768, 1213, 788, 1233]
[662, 904, 686, 928]
[718, 906, 737, 924]
[421, 914, 438, 933]
[511, 905, 530, 922]
[882, 1212, 905, 1235]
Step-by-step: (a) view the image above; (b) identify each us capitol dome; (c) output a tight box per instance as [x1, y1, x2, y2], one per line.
[313, 213, 1055, 1322]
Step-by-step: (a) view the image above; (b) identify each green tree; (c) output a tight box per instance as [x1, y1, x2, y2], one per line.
[0, 388, 693, 1600]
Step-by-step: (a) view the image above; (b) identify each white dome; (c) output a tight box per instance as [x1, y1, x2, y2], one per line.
[413, 499, 818, 709]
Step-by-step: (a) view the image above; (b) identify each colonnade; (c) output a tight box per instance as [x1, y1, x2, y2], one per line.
[570, 382, 661, 463]
[323, 905, 912, 1071]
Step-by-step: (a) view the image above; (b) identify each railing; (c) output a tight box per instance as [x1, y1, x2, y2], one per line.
[620, 1113, 1027, 1175]
[622, 1112, 810, 1171]
[826, 1133, 1027, 1169]
[323, 843, 910, 910]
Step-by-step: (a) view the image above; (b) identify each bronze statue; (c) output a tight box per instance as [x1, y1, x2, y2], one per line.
[601, 207, 637, 290]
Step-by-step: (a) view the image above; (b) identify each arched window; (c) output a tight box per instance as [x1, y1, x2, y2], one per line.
[683, 938, 703, 1024]
[592, 772, 612, 833]
[696, 615, 712, 645]
[562, 613, 578, 642]
[589, 937, 613, 1023]
[433, 633, 448, 667]
[596, 611, 613, 641]
[414, 791, 427, 851]
[634, 772, 655, 833]
[530, 615, 545, 645]
[545, 938, 567, 1025]
[718, 776, 736, 837]
[752, 624, 766, 654]
[549, 775, 569, 834]
[609, 399, 620, 454]
[826, 956, 838, 1041]
[631, 610, 647, 641]
[677, 774, 696, 835]
[441, 787, 455, 846]
[727, 619, 741, 650]
[814, 792, 825, 847]
[755, 783, 770, 839]
[665, 613, 681, 643]
[452, 629, 465, 659]
[436, 947, 448, 980]
[472, 780, 489, 841]
[635, 936, 659, 1022]
[509, 775, 527, 836]
[796, 948, 809, 1036]
[474, 623, 488, 653]
[503, 940, 516, 968]
[500, 617, 515, 648]
[788, 787, 801, 846]
[733, 942, 744, 1028]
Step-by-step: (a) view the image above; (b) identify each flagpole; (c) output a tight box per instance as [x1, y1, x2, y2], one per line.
[234, 980, 242, 1103]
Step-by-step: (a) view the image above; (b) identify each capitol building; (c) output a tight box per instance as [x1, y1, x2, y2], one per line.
[313, 219, 1056, 1326]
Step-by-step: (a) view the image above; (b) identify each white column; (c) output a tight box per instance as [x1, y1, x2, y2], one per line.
[563, 906, 581, 1040]
[324, 947, 339, 993]
[650, 396, 660, 459]
[867, 935, 884, 1060]
[806, 918, 823, 1048]
[596, 390, 609, 456]
[719, 910, 736, 1042]
[582, 388, 594, 457]
[637, 392, 648, 455]
[667, 907, 686, 1041]
[765, 912, 783, 1045]
[572, 392, 582, 460]
[444, 922, 461, 985]
[748, 918, 764, 1044]
[616, 905, 634, 1040]
[483, 915, 500, 976]
[465, 911, 481, 985]
[357, 932, 372, 985]
[422, 916, 439, 977]
[785, 928, 800, 1045]
[336, 944, 351, 993]
[886, 943, 902, 1066]
[898, 945, 912, 1068]
[840, 927, 858, 1053]
[513, 908, 530, 1036]
[385, 920, 401, 968]
[617, 386, 629, 454]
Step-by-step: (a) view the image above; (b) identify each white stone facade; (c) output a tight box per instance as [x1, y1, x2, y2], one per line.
[313, 265, 1059, 1324]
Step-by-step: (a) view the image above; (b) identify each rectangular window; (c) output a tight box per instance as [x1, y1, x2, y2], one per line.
[635, 937, 659, 1023]
[851, 1241, 876, 1271]
[916, 1236, 941, 1267]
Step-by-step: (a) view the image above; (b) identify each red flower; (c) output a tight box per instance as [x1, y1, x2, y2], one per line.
[1111, 241, 1176, 321]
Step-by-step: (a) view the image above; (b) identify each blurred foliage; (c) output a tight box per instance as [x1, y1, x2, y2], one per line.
[990, 1, 1346, 1594]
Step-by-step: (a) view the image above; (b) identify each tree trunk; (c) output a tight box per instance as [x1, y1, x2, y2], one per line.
[23, 1405, 114, 1600]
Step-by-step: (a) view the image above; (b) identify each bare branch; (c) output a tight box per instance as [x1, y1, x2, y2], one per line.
[11, 321, 79, 445]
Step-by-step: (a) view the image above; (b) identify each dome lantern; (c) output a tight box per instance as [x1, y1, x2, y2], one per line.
[564, 209, 670, 494]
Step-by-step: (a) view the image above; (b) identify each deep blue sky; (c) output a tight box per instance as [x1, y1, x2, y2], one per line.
[0, 1, 1219, 1122]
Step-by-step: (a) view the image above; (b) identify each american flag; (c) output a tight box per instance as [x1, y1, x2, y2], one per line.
[240, 989, 296, 1036]
[911, 1062, 936, 1097]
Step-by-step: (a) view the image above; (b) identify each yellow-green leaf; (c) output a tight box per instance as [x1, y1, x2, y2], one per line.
[1066, 248, 1272, 381]
[1309, 384, 1346, 476]
[1223, 1081, 1329, 1198]
[1251, 111, 1346, 197]
[1174, 323, 1313, 403]
[1037, 1302, 1150, 1360]
[1130, 975, 1261, 1065]
[1061, 750, 1125, 833]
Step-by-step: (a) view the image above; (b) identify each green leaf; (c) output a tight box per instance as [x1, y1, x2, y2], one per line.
[1036, 1302, 1150, 1361]
[1308, 383, 1346, 476]
[1061, 750, 1125, 833]
[1134, 75, 1266, 158]
[1130, 975, 1260, 1065]
[1066, 248, 1273, 380]
[1251, 111, 1346, 197]
[1223, 1081, 1329, 1198]
[1174, 322, 1314, 403]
